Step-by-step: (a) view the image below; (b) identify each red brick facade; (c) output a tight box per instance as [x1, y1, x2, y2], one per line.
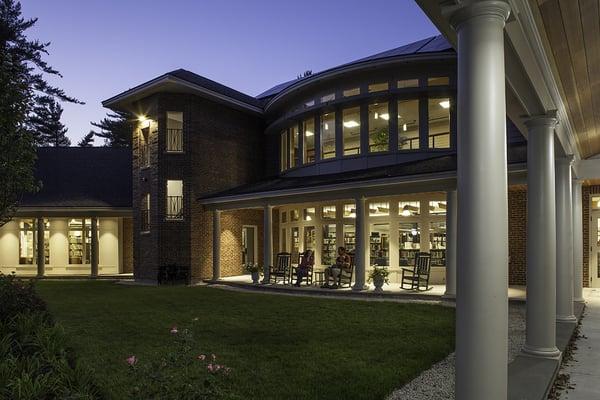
[508, 187, 527, 285]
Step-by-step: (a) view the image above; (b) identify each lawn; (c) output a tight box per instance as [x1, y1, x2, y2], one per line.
[36, 281, 455, 400]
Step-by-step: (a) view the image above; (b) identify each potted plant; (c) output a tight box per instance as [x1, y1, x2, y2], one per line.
[244, 263, 261, 284]
[368, 266, 389, 293]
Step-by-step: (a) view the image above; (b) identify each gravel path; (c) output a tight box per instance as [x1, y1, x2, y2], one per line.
[387, 303, 526, 400]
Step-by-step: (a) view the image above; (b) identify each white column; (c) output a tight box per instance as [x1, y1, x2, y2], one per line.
[36, 217, 45, 278]
[262, 205, 273, 283]
[572, 179, 584, 302]
[353, 196, 368, 291]
[443, 190, 457, 298]
[212, 210, 221, 281]
[556, 157, 576, 321]
[447, 2, 511, 399]
[90, 217, 99, 278]
[522, 115, 560, 358]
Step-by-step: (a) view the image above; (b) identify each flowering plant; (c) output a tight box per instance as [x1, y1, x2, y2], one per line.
[367, 266, 390, 285]
[244, 263, 261, 274]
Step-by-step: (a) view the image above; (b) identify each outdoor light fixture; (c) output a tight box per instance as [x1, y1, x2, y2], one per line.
[343, 120, 360, 128]
[439, 100, 450, 109]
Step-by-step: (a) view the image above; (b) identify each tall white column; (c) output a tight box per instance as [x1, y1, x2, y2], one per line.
[353, 196, 368, 291]
[212, 210, 221, 281]
[572, 180, 584, 302]
[446, 2, 511, 399]
[443, 190, 457, 298]
[556, 157, 576, 321]
[90, 217, 99, 278]
[36, 217, 45, 278]
[522, 116, 560, 358]
[262, 205, 273, 283]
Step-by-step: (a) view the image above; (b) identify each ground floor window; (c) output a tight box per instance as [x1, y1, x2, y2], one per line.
[68, 218, 91, 265]
[370, 223, 389, 266]
[304, 226, 316, 252]
[166, 180, 183, 220]
[430, 221, 446, 266]
[343, 224, 355, 253]
[19, 219, 35, 264]
[399, 223, 420, 266]
[322, 224, 337, 265]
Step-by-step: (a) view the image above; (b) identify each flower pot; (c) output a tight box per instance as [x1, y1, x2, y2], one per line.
[251, 271, 260, 284]
[373, 275, 385, 292]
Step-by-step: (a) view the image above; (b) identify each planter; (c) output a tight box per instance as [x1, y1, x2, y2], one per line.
[373, 275, 385, 292]
[251, 271, 260, 284]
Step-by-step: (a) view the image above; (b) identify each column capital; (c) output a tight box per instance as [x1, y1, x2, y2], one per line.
[556, 155, 575, 166]
[524, 113, 558, 129]
[444, 0, 511, 31]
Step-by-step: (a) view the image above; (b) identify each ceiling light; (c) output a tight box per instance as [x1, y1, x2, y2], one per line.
[324, 123, 329, 130]
[401, 209, 411, 217]
[343, 120, 360, 128]
[403, 123, 407, 132]
[411, 229, 418, 236]
[305, 130, 314, 137]
[381, 113, 389, 120]
[439, 100, 450, 109]
[374, 112, 379, 119]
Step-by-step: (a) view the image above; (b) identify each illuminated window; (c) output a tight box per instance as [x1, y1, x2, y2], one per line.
[166, 180, 183, 220]
[290, 125, 300, 168]
[368, 82, 388, 93]
[19, 219, 35, 265]
[399, 201, 420, 217]
[397, 79, 419, 89]
[304, 226, 316, 251]
[303, 117, 315, 164]
[322, 205, 336, 220]
[303, 207, 316, 221]
[370, 223, 389, 266]
[592, 196, 600, 210]
[321, 93, 335, 103]
[343, 106, 361, 156]
[368, 102, 389, 152]
[343, 203, 356, 218]
[291, 209, 300, 222]
[398, 99, 420, 150]
[369, 201, 390, 217]
[399, 223, 420, 266]
[322, 224, 337, 265]
[166, 111, 183, 152]
[430, 221, 446, 266]
[428, 98, 451, 149]
[291, 227, 300, 254]
[429, 200, 447, 215]
[343, 87, 360, 97]
[428, 76, 450, 86]
[68, 219, 91, 264]
[281, 211, 287, 223]
[280, 130, 288, 171]
[320, 112, 336, 159]
[344, 224, 355, 253]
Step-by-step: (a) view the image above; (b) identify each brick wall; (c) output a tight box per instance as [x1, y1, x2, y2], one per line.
[122, 217, 133, 273]
[508, 187, 527, 286]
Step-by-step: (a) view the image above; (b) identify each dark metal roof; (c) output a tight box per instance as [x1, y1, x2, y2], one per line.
[20, 147, 132, 208]
[256, 35, 453, 100]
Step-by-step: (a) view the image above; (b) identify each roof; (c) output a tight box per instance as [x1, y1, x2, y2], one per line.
[256, 35, 453, 99]
[20, 147, 132, 208]
[201, 142, 526, 201]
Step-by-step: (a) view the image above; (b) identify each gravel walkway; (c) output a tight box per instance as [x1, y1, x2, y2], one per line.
[387, 303, 526, 400]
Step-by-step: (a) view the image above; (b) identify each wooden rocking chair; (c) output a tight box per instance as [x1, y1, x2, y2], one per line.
[269, 252, 291, 284]
[400, 252, 432, 291]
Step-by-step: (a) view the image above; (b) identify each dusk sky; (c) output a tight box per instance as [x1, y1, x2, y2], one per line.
[22, 0, 439, 144]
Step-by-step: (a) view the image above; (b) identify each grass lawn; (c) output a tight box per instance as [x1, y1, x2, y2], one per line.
[36, 281, 455, 400]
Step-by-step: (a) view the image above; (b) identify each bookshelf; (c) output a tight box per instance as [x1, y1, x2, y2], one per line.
[322, 224, 337, 265]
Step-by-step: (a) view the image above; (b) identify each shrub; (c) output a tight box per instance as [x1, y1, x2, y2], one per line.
[0, 273, 105, 399]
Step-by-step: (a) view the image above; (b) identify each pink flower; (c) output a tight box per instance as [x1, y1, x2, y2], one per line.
[197, 354, 206, 360]
[170, 326, 178, 334]
[207, 363, 214, 373]
[126, 355, 137, 366]
[211, 354, 216, 361]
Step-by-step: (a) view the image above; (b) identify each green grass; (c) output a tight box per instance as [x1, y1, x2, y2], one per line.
[36, 281, 455, 400]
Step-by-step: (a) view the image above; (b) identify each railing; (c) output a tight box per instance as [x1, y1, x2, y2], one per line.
[428, 132, 450, 149]
[399, 136, 420, 150]
[167, 129, 183, 152]
[140, 209, 150, 232]
[139, 143, 150, 167]
[166, 196, 184, 220]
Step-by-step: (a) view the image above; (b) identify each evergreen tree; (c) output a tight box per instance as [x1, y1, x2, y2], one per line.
[77, 131, 94, 147]
[28, 95, 71, 146]
[91, 110, 133, 147]
[0, 0, 80, 226]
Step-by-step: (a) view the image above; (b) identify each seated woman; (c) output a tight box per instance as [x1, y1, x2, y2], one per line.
[322, 247, 351, 289]
[294, 250, 314, 287]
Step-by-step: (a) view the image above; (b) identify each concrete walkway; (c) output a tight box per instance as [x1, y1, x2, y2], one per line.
[561, 288, 600, 399]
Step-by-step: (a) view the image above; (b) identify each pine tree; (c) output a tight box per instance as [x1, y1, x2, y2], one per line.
[28, 95, 71, 146]
[91, 111, 134, 147]
[77, 131, 94, 147]
[0, 0, 81, 226]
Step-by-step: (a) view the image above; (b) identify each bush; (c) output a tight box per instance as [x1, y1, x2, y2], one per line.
[0, 273, 105, 399]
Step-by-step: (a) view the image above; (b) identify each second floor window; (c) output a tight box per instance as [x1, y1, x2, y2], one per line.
[368, 102, 389, 153]
[428, 98, 451, 149]
[139, 126, 150, 167]
[166, 111, 183, 153]
[166, 180, 184, 220]
[320, 112, 336, 159]
[303, 117, 315, 164]
[290, 125, 299, 168]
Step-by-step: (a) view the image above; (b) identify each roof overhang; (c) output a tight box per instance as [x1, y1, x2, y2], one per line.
[14, 207, 133, 218]
[102, 74, 263, 115]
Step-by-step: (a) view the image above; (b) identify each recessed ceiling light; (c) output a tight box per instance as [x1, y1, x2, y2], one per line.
[343, 120, 360, 128]
[439, 100, 450, 109]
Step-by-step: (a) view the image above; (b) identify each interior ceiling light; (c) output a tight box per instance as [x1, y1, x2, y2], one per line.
[439, 100, 450, 109]
[343, 120, 360, 128]
[305, 130, 314, 137]
[381, 113, 390, 120]
[403, 123, 408, 132]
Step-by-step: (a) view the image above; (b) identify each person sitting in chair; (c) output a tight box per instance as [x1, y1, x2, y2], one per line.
[322, 247, 351, 289]
[294, 250, 314, 287]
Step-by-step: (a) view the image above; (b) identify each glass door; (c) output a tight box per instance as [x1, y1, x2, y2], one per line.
[242, 226, 257, 265]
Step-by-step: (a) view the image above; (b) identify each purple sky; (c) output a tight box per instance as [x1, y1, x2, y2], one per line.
[22, 0, 438, 144]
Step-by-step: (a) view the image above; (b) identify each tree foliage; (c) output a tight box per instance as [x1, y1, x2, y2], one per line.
[91, 110, 133, 147]
[0, 0, 80, 226]
[28, 95, 71, 146]
[77, 130, 94, 147]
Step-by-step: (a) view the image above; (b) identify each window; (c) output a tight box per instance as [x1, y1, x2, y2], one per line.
[369, 201, 389, 217]
[428, 98, 451, 149]
[398, 100, 420, 150]
[343, 203, 356, 218]
[291, 209, 300, 222]
[368, 102, 389, 152]
[592, 196, 600, 210]
[342, 106, 361, 156]
[322, 205, 336, 219]
[304, 226, 316, 251]
[428, 76, 450, 86]
[291, 227, 300, 254]
[141, 194, 150, 232]
[320, 112, 336, 159]
[19, 219, 35, 264]
[290, 125, 300, 168]
[68, 218, 91, 264]
[430, 221, 446, 266]
[322, 224, 337, 265]
[397, 79, 419, 89]
[303, 207, 315, 221]
[344, 224, 355, 253]
[281, 211, 287, 223]
[166, 180, 183, 220]
[303, 117, 315, 164]
[370, 223, 389, 266]
[139, 125, 150, 167]
[368, 82, 388, 93]
[399, 201, 420, 217]
[280, 130, 288, 171]
[343, 87, 360, 97]
[429, 200, 447, 215]
[399, 223, 420, 266]
[321, 93, 335, 103]
[166, 111, 183, 152]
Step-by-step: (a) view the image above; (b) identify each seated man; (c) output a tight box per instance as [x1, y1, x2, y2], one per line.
[294, 249, 314, 287]
[322, 247, 351, 289]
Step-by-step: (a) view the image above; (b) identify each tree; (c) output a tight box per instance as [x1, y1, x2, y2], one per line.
[0, 0, 80, 226]
[77, 131, 94, 147]
[28, 95, 71, 146]
[91, 110, 134, 147]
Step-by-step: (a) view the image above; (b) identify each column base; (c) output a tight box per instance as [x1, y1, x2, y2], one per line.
[556, 314, 578, 323]
[574, 298, 585, 303]
[352, 284, 368, 291]
[442, 292, 456, 299]
[522, 344, 561, 359]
